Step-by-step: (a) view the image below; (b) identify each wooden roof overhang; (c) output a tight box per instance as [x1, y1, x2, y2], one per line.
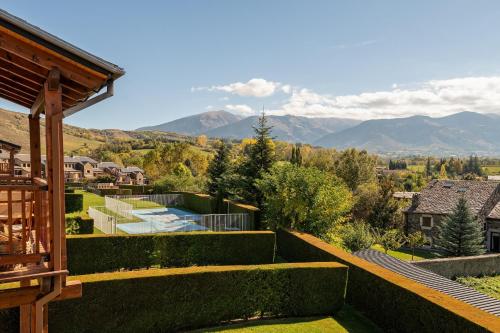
[0, 9, 124, 116]
[0, 139, 21, 153]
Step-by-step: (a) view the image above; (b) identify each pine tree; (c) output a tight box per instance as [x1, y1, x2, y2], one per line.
[425, 157, 432, 178]
[295, 146, 302, 166]
[207, 140, 231, 213]
[290, 146, 297, 164]
[435, 196, 485, 256]
[238, 112, 275, 207]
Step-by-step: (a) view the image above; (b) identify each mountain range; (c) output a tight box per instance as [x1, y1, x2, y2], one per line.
[2, 107, 500, 156]
[139, 110, 500, 156]
[139, 111, 361, 144]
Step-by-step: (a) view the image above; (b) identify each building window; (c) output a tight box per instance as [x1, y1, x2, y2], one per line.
[420, 215, 433, 229]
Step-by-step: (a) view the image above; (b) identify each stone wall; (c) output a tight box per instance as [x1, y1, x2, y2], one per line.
[412, 254, 500, 278]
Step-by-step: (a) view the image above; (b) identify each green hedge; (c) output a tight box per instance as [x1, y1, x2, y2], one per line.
[47, 263, 347, 332]
[66, 216, 94, 235]
[276, 229, 497, 333]
[96, 188, 132, 196]
[67, 232, 276, 275]
[118, 184, 154, 194]
[65, 193, 83, 213]
[65, 188, 75, 193]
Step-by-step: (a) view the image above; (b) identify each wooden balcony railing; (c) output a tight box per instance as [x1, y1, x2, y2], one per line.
[0, 176, 50, 280]
[0, 163, 10, 175]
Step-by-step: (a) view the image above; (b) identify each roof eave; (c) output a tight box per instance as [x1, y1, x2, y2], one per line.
[0, 9, 125, 80]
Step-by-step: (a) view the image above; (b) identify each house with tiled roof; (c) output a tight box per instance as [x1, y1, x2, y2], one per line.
[405, 180, 500, 252]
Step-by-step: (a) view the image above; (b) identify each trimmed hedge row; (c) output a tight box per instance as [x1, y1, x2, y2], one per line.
[67, 231, 276, 275]
[97, 188, 132, 196]
[276, 229, 500, 333]
[118, 184, 154, 194]
[65, 216, 94, 235]
[48, 263, 347, 332]
[65, 193, 83, 213]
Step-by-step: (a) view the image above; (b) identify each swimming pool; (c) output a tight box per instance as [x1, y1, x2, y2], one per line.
[116, 207, 207, 234]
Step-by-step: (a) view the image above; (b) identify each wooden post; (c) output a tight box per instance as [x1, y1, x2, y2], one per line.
[44, 68, 64, 273]
[28, 115, 42, 178]
[8, 150, 14, 176]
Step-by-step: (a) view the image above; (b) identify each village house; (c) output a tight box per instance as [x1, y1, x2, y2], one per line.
[73, 156, 99, 179]
[9, 154, 145, 184]
[405, 179, 500, 252]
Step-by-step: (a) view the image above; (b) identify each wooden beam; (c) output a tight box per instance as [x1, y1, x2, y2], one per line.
[0, 27, 106, 89]
[0, 85, 35, 104]
[0, 80, 38, 100]
[0, 280, 82, 309]
[0, 66, 42, 92]
[30, 90, 44, 116]
[47, 68, 60, 91]
[44, 76, 65, 276]
[0, 48, 88, 98]
[0, 91, 31, 107]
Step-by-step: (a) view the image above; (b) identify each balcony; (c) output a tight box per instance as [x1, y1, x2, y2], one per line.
[0, 176, 53, 282]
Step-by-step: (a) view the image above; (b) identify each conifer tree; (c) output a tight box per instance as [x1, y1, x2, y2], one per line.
[435, 196, 485, 256]
[238, 112, 275, 208]
[425, 157, 432, 178]
[207, 140, 231, 213]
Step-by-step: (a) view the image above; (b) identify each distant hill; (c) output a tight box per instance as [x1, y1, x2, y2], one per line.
[314, 111, 500, 155]
[137, 110, 242, 135]
[0, 108, 195, 154]
[206, 115, 361, 143]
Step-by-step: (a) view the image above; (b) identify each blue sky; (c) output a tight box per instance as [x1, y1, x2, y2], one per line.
[2, 1, 500, 129]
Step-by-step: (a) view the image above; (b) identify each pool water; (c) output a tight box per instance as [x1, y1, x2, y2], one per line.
[116, 207, 207, 234]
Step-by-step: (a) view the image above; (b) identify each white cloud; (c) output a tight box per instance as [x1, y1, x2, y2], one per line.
[225, 104, 255, 116]
[267, 76, 500, 120]
[193, 78, 290, 98]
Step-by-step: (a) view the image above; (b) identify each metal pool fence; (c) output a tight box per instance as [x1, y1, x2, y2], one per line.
[88, 206, 117, 234]
[105, 194, 184, 219]
[90, 194, 251, 234]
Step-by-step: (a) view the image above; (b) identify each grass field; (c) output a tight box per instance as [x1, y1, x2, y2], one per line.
[484, 165, 500, 175]
[407, 165, 425, 173]
[118, 198, 164, 209]
[372, 244, 442, 261]
[456, 275, 500, 300]
[65, 190, 106, 233]
[194, 305, 382, 333]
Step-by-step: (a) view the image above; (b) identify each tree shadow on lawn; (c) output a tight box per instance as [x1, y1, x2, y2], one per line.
[193, 305, 382, 333]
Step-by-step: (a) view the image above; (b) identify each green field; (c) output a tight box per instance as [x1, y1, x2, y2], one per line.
[372, 244, 442, 261]
[66, 190, 105, 233]
[407, 165, 425, 173]
[456, 275, 500, 300]
[484, 165, 500, 175]
[194, 305, 382, 333]
[118, 197, 164, 209]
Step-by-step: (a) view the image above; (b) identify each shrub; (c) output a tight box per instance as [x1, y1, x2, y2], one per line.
[48, 263, 347, 332]
[341, 222, 374, 252]
[256, 163, 352, 238]
[67, 232, 276, 275]
[65, 216, 94, 235]
[65, 193, 83, 213]
[64, 188, 75, 194]
[276, 229, 499, 333]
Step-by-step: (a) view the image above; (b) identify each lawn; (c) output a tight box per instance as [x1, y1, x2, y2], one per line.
[407, 165, 425, 173]
[119, 197, 163, 209]
[456, 275, 500, 300]
[66, 190, 106, 233]
[194, 305, 382, 333]
[484, 165, 500, 175]
[371, 244, 442, 261]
